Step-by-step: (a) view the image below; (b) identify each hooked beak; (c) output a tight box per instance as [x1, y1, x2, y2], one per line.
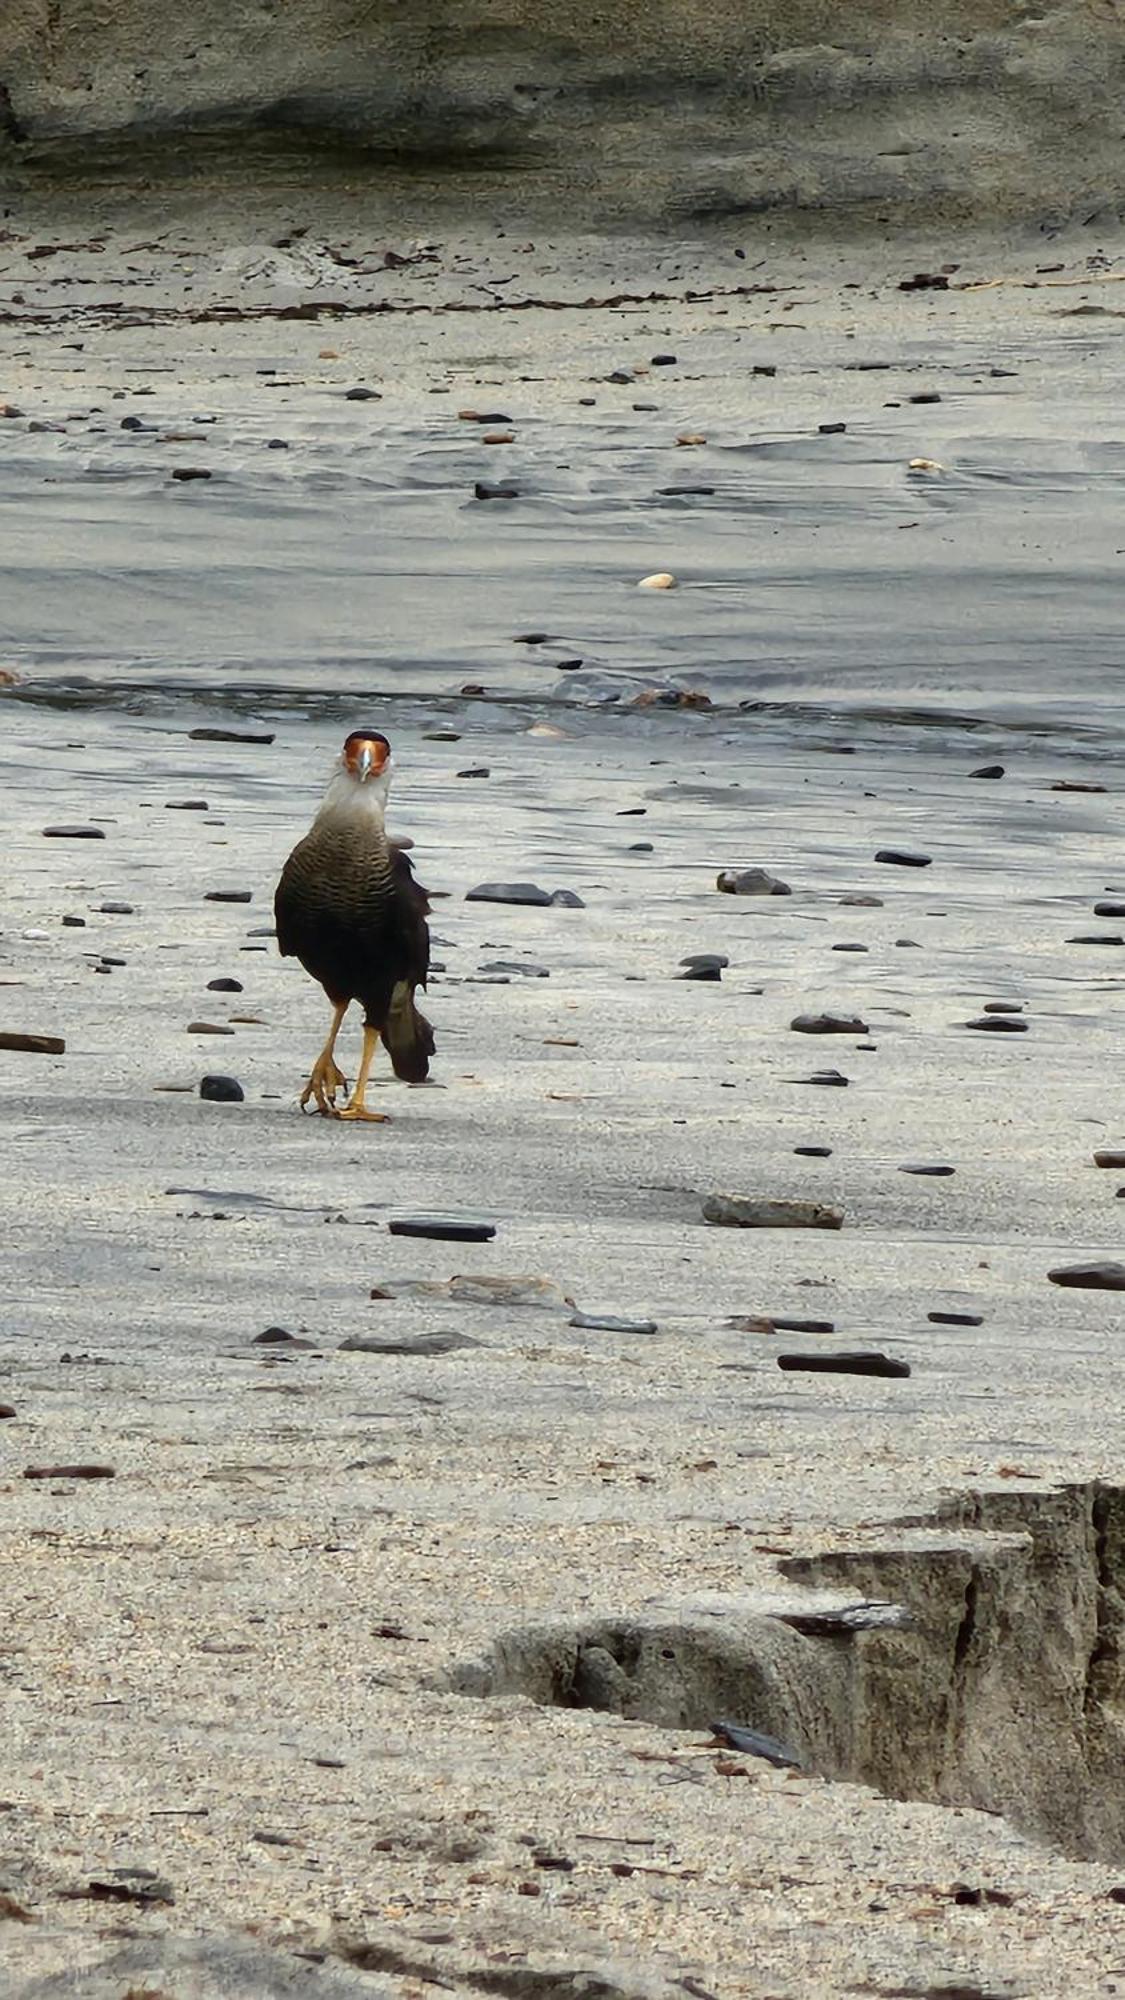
[354, 742, 374, 781]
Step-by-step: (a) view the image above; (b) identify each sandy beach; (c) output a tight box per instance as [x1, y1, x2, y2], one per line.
[4, 198, 1125, 1996]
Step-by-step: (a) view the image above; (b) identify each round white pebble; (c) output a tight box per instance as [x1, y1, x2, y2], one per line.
[637, 572, 678, 590]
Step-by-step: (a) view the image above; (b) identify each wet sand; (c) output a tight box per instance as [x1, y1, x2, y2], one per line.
[4, 209, 1125, 1996]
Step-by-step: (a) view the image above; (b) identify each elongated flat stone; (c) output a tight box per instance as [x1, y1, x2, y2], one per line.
[1048, 1261, 1125, 1290]
[777, 1351, 910, 1377]
[0, 1031, 65, 1054]
[388, 1216, 496, 1242]
[703, 1194, 843, 1230]
[43, 824, 104, 839]
[340, 1331, 483, 1356]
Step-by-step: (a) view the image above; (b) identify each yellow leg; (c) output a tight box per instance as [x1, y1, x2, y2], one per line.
[334, 1023, 390, 1123]
[299, 999, 350, 1114]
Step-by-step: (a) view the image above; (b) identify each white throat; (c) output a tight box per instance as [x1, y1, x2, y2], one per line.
[314, 764, 392, 829]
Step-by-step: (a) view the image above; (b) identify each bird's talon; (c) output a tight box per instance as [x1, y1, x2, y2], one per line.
[333, 1106, 391, 1123]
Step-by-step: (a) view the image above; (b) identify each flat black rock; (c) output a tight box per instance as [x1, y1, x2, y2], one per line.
[570, 1311, 659, 1334]
[204, 890, 253, 903]
[969, 764, 1005, 778]
[189, 728, 275, 744]
[207, 977, 243, 992]
[1048, 1261, 1125, 1291]
[199, 1074, 244, 1102]
[466, 882, 552, 906]
[928, 1310, 984, 1325]
[777, 1351, 911, 1377]
[875, 848, 932, 867]
[344, 385, 381, 400]
[709, 1720, 801, 1768]
[43, 825, 105, 839]
[794, 1145, 832, 1156]
[899, 1164, 955, 1176]
[388, 1216, 497, 1241]
[964, 1016, 1029, 1032]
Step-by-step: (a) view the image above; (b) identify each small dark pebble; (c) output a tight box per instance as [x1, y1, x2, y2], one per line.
[267, 438, 289, 449]
[388, 1216, 497, 1242]
[254, 1327, 300, 1345]
[480, 961, 549, 977]
[99, 900, 133, 914]
[62, 915, 86, 927]
[969, 764, 1005, 779]
[908, 391, 942, 403]
[928, 1310, 984, 1325]
[681, 952, 730, 971]
[171, 466, 211, 481]
[983, 1001, 1023, 1014]
[474, 482, 519, 501]
[629, 842, 654, 853]
[166, 799, 209, 810]
[796, 1070, 849, 1087]
[199, 1074, 244, 1102]
[794, 1145, 832, 1157]
[818, 422, 847, 435]
[1066, 934, 1124, 945]
[43, 825, 105, 839]
[1051, 780, 1106, 793]
[0, 1031, 66, 1054]
[457, 767, 491, 778]
[1094, 1150, 1125, 1168]
[651, 354, 677, 365]
[120, 414, 149, 430]
[0, 1404, 16, 1419]
[344, 386, 381, 401]
[659, 485, 715, 497]
[204, 890, 253, 903]
[189, 728, 275, 744]
[606, 370, 634, 384]
[900, 1164, 955, 1177]
[831, 943, 868, 953]
[207, 977, 243, 992]
[709, 1720, 800, 1768]
[752, 364, 777, 377]
[550, 889, 585, 908]
[875, 849, 932, 867]
[1094, 902, 1125, 917]
[678, 961, 723, 981]
[964, 1016, 1028, 1032]
[777, 1351, 910, 1378]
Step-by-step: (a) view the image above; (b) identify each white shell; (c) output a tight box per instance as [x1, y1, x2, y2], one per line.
[637, 572, 678, 590]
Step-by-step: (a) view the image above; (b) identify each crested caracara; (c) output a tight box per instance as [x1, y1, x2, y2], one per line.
[274, 730, 434, 1121]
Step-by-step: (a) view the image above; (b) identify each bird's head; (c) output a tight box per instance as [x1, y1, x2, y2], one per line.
[316, 729, 394, 825]
[341, 730, 392, 785]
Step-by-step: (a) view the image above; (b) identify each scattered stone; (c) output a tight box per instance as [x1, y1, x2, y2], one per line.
[777, 1351, 910, 1377]
[474, 482, 519, 501]
[637, 572, 677, 589]
[703, 1194, 843, 1230]
[1051, 779, 1106, 793]
[900, 1164, 955, 1176]
[969, 764, 1005, 778]
[204, 889, 253, 903]
[371, 1274, 571, 1310]
[0, 1030, 66, 1055]
[187, 1021, 236, 1035]
[549, 889, 585, 907]
[569, 1311, 658, 1334]
[818, 421, 847, 435]
[790, 1012, 868, 1035]
[1048, 1261, 1125, 1291]
[0, 1404, 16, 1419]
[1094, 902, 1125, 917]
[678, 956, 724, 981]
[23, 1463, 115, 1480]
[709, 1720, 800, 1768]
[716, 867, 791, 896]
[458, 767, 491, 779]
[831, 942, 868, 952]
[729, 1315, 834, 1334]
[199, 1074, 244, 1102]
[983, 1001, 1023, 1014]
[481, 960, 549, 977]
[659, 484, 715, 497]
[796, 1070, 849, 1087]
[676, 432, 707, 446]
[1093, 1151, 1125, 1169]
[908, 457, 944, 473]
[43, 824, 104, 839]
[1066, 934, 1124, 945]
[189, 728, 275, 744]
[71, 1868, 174, 1907]
[388, 1216, 497, 1242]
[963, 1016, 1028, 1032]
[839, 894, 882, 907]
[466, 882, 552, 906]
[928, 1310, 984, 1325]
[166, 799, 209, 810]
[61, 915, 86, 927]
[207, 977, 243, 992]
[171, 466, 211, 481]
[98, 899, 133, 915]
[651, 353, 677, 366]
[459, 408, 513, 422]
[874, 848, 932, 867]
[794, 1145, 832, 1157]
[344, 386, 381, 401]
[254, 1326, 300, 1344]
[340, 1331, 483, 1356]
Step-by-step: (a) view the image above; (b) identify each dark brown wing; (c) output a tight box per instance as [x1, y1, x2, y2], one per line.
[389, 840, 430, 991]
[275, 826, 430, 1012]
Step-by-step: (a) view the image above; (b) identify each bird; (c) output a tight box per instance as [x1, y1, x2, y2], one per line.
[274, 729, 434, 1121]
